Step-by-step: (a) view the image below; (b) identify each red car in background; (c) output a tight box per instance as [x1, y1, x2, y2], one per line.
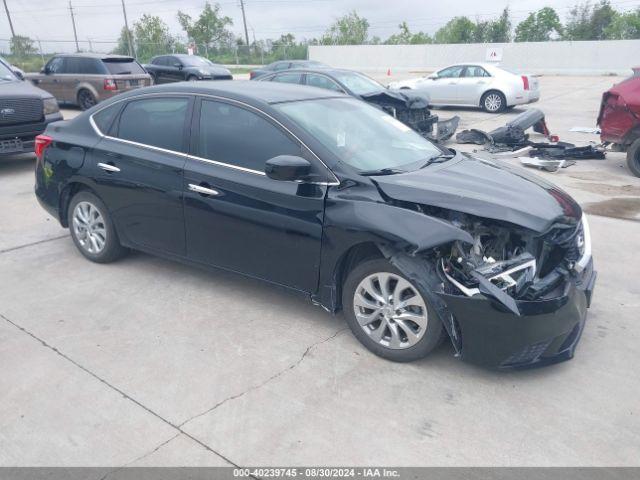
[598, 67, 640, 177]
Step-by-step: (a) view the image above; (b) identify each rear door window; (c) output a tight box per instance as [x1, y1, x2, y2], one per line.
[115, 97, 190, 152]
[92, 103, 122, 135]
[463, 66, 489, 77]
[272, 62, 290, 71]
[103, 59, 146, 75]
[437, 66, 464, 78]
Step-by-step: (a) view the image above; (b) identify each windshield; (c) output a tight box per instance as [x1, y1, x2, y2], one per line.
[275, 98, 441, 173]
[103, 59, 146, 75]
[181, 56, 213, 67]
[0, 61, 17, 81]
[332, 71, 384, 96]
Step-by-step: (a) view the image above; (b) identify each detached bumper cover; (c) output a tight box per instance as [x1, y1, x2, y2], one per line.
[439, 258, 596, 369]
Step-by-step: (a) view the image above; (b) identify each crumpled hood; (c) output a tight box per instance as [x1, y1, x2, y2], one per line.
[374, 154, 581, 233]
[362, 89, 429, 109]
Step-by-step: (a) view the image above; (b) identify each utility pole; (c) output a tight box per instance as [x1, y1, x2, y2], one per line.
[239, 0, 250, 48]
[121, 0, 135, 58]
[69, 1, 79, 52]
[2, 0, 16, 39]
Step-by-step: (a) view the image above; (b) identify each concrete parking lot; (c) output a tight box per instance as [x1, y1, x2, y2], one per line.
[1, 75, 639, 468]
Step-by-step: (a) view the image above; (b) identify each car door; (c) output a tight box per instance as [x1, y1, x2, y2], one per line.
[456, 65, 491, 106]
[89, 96, 193, 255]
[166, 57, 185, 82]
[60, 56, 84, 103]
[183, 97, 328, 292]
[33, 57, 65, 100]
[423, 65, 465, 105]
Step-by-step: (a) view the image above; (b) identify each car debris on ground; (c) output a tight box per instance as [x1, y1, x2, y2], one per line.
[455, 108, 606, 172]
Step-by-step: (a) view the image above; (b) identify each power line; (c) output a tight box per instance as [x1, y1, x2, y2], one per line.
[239, 0, 250, 46]
[68, 1, 79, 52]
[120, 0, 135, 57]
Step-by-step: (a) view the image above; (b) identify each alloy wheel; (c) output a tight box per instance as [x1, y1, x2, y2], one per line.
[72, 201, 107, 254]
[484, 93, 502, 112]
[353, 272, 428, 349]
[78, 90, 96, 110]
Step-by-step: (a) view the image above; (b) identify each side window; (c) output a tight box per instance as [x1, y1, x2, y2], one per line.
[437, 66, 464, 78]
[152, 57, 165, 66]
[92, 103, 121, 135]
[116, 97, 190, 152]
[82, 58, 104, 74]
[464, 66, 489, 78]
[198, 99, 301, 171]
[64, 57, 82, 74]
[306, 73, 343, 92]
[271, 72, 302, 84]
[168, 57, 180, 67]
[47, 57, 64, 74]
[273, 62, 290, 71]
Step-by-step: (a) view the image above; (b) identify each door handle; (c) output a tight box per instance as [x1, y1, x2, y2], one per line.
[188, 183, 219, 196]
[98, 162, 120, 173]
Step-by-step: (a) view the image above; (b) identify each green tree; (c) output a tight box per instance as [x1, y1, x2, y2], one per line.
[10, 35, 36, 57]
[385, 22, 432, 44]
[434, 16, 476, 43]
[177, 2, 233, 50]
[604, 8, 640, 39]
[112, 27, 134, 56]
[515, 7, 563, 42]
[321, 11, 369, 45]
[133, 14, 178, 62]
[564, 1, 618, 40]
[487, 7, 512, 42]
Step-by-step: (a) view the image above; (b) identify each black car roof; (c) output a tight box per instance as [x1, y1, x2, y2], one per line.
[109, 80, 345, 105]
[261, 68, 361, 77]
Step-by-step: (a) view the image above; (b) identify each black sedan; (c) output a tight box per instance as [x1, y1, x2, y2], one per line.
[256, 68, 459, 142]
[34, 82, 596, 368]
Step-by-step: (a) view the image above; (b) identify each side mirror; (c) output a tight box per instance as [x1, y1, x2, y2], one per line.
[42, 66, 50, 75]
[265, 155, 311, 182]
[13, 69, 24, 80]
[174, 63, 182, 69]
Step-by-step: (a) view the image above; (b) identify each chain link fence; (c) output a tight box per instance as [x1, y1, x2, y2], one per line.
[0, 39, 308, 73]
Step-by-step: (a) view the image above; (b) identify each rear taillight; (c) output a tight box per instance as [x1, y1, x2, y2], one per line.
[104, 78, 118, 91]
[249, 71, 256, 80]
[35, 134, 53, 159]
[522, 75, 530, 90]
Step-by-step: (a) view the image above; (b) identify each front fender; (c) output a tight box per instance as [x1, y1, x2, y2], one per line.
[314, 196, 473, 312]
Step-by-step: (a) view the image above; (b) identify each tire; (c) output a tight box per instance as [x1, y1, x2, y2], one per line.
[481, 90, 506, 113]
[342, 258, 444, 362]
[68, 191, 127, 263]
[626, 138, 640, 178]
[77, 89, 97, 111]
[187, 75, 198, 82]
[149, 73, 157, 85]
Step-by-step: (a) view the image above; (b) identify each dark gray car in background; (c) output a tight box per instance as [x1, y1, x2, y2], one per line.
[26, 53, 151, 110]
[249, 60, 328, 79]
[143, 55, 232, 84]
[0, 56, 62, 157]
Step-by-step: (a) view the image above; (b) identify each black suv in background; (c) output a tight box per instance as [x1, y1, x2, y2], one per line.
[143, 54, 232, 84]
[0, 56, 62, 157]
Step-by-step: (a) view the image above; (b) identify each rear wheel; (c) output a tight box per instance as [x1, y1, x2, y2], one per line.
[342, 258, 444, 362]
[68, 191, 127, 263]
[481, 90, 506, 113]
[627, 138, 640, 178]
[77, 89, 97, 110]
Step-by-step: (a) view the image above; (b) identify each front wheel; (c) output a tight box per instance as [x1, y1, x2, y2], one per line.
[342, 258, 444, 362]
[626, 138, 640, 178]
[68, 191, 127, 263]
[481, 90, 506, 113]
[187, 75, 198, 82]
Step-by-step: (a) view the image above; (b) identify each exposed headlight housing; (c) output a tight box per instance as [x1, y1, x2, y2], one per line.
[574, 214, 592, 273]
[43, 97, 59, 115]
[199, 69, 209, 75]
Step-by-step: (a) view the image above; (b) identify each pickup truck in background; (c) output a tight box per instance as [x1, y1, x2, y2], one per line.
[143, 54, 233, 84]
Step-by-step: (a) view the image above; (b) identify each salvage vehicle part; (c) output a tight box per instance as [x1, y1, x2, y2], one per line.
[34, 82, 596, 369]
[520, 157, 575, 172]
[256, 67, 459, 142]
[528, 142, 606, 161]
[388, 63, 540, 112]
[598, 67, 640, 177]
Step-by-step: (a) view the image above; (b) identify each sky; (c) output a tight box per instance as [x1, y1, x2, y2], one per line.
[2, 0, 640, 52]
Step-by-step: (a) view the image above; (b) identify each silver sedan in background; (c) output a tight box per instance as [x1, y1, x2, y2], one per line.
[389, 63, 540, 113]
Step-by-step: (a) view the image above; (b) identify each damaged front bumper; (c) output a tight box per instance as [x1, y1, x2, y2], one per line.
[441, 257, 595, 369]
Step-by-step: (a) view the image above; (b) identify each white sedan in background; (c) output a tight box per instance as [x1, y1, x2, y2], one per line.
[388, 63, 540, 113]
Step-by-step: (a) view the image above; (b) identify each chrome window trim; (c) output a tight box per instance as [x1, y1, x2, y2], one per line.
[88, 91, 340, 186]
